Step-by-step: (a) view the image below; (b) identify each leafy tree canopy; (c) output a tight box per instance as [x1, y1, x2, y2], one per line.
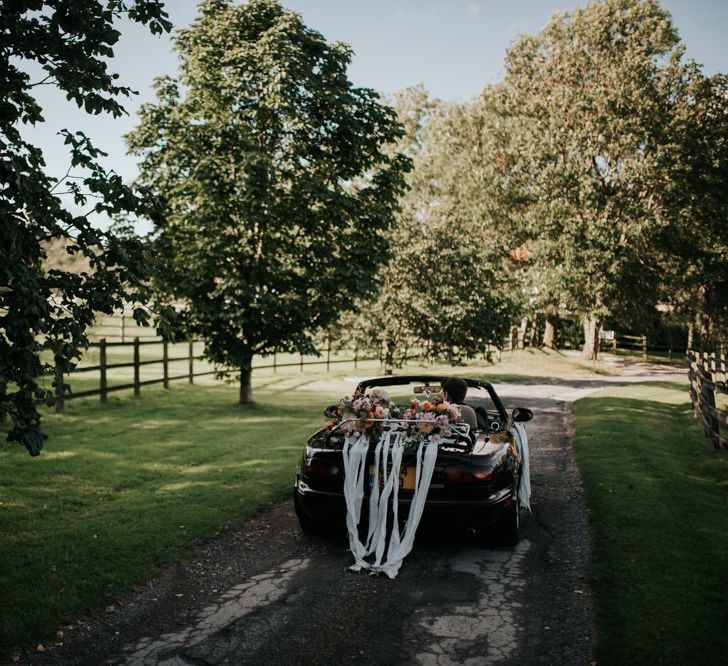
[0, 1, 171, 455]
[127, 0, 410, 402]
[497, 0, 725, 357]
[652, 71, 728, 339]
[341, 87, 518, 367]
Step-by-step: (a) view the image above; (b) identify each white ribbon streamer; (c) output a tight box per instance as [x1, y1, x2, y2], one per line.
[511, 422, 531, 512]
[342, 430, 439, 579]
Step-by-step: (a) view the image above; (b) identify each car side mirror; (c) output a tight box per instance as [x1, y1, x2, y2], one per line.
[324, 404, 338, 418]
[511, 407, 533, 423]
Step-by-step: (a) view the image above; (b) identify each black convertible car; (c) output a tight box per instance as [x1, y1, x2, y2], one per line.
[293, 375, 533, 545]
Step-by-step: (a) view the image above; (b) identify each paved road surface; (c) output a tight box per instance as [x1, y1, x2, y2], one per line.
[35, 369, 683, 665]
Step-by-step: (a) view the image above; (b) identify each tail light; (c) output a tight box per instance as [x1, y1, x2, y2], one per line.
[304, 458, 343, 480]
[445, 466, 492, 485]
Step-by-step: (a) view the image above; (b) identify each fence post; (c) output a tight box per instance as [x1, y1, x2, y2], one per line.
[702, 368, 721, 449]
[188, 340, 194, 384]
[326, 334, 331, 372]
[641, 335, 647, 360]
[163, 340, 169, 389]
[54, 354, 64, 414]
[273, 348, 277, 374]
[99, 338, 108, 404]
[133, 337, 140, 397]
[689, 356, 700, 421]
[300, 352, 304, 373]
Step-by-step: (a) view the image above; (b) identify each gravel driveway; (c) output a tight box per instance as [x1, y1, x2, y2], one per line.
[32, 368, 683, 665]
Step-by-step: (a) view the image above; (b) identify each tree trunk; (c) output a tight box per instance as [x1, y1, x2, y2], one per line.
[384, 340, 395, 375]
[542, 321, 556, 349]
[686, 321, 694, 353]
[699, 314, 710, 352]
[542, 320, 557, 349]
[542, 305, 559, 349]
[528, 315, 539, 347]
[582, 315, 601, 360]
[239, 354, 253, 405]
[517, 316, 528, 349]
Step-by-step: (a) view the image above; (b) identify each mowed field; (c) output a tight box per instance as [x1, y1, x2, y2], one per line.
[1, 350, 726, 663]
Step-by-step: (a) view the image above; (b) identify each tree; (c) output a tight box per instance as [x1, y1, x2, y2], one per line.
[127, 0, 410, 403]
[0, 1, 171, 455]
[342, 87, 519, 367]
[654, 72, 728, 344]
[335, 86, 438, 370]
[498, 0, 715, 359]
[408, 99, 520, 360]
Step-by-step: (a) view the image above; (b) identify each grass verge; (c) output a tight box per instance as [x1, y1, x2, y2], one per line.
[0, 374, 348, 657]
[0, 349, 640, 657]
[573, 382, 728, 665]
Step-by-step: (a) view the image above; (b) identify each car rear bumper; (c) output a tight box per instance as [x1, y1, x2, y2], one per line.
[294, 479, 516, 534]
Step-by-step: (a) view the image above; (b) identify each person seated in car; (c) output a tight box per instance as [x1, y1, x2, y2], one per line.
[442, 377, 478, 431]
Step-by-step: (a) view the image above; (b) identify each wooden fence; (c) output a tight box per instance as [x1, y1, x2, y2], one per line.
[599, 333, 688, 360]
[52, 337, 381, 413]
[53, 338, 210, 412]
[601, 334, 649, 359]
[687, 348, 727, 449]
[87, 313, 159, 342]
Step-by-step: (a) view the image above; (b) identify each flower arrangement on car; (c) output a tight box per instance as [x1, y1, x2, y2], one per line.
[328, 391, 462, 441]
[330, 390, 401, 437]
[402, 398, 462, 440]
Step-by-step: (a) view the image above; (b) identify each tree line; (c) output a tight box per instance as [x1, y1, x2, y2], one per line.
[2, 0, 726, 454]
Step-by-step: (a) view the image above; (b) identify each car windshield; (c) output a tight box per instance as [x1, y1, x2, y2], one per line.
[359, 381, 499, 416]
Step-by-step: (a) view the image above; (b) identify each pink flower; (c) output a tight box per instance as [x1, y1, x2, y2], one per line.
[447, 404, 461, 421]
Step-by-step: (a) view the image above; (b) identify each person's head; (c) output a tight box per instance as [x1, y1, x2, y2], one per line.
[442, 377, 468, 404]
[369, 388, 391, 404]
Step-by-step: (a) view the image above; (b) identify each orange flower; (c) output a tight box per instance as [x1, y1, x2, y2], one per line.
[421, 401, 433, 411]
[436, 402, 448, 412]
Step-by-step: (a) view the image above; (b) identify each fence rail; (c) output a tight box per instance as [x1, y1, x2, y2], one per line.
[51, 337, 382, 412]
[599, 333, 687, 360]
[687, 348, 727, 450]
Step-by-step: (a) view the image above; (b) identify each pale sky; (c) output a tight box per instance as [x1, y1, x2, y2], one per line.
[24, 0, 728, 231]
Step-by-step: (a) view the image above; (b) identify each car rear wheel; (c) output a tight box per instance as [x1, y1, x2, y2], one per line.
[492, 497, 520, 547]
[293, 489, 329, 535]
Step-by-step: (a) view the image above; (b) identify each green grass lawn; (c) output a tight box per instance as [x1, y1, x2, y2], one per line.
[2, 349, 717, 661]
[0, 372, 352, 657]
[0, 349, 602, 657]
[573, 382, 728, 665]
